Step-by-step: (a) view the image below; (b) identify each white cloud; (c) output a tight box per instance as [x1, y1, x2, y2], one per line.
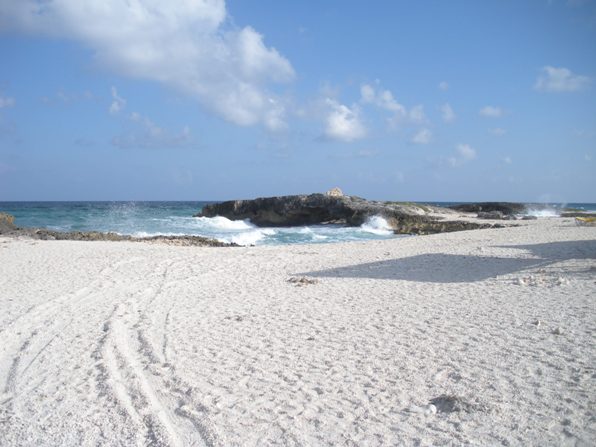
[479, 106, 503, 118]
[324, 98, 366, 143]
[534, 66, 591, 92]
[112, 111, 191, 149]
[360, 83, 406, 115]
[0, 0, 294, 129]
[411, 128, 432, 145]
[448, 143, 477, 167]
[457, 143, 476, 160]
[409, 105, 426, 123]
[360, 82, 429, 129]
[440, 103, 455, 123]
[438, 81, 449, 91]
[0, 95, 15, 108]
[489, 127, 506, 136]
[109, 87, 126, 114]
[503, 156, 512, 164]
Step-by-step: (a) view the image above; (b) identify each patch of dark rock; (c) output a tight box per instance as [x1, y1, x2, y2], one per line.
[449, 202, 527, 215]
[477, 211, 518, 220]
[521, 215, 538, 220]
[395, 220, 497, 235]
[430, 394, 489, 414]
[288, 276, 319, 286]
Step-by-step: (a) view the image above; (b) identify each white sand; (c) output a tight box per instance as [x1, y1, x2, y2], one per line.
[0, 218, 595, 446]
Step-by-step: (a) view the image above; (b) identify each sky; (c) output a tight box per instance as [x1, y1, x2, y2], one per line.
[0, 0, 595, 202]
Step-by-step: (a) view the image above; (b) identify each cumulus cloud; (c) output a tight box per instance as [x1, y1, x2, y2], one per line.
[360, 83, 406, 115]
[409, 105, 426, 123]
[112, 111, 192, 149]
[360, 82, 428, 129]
[479, 106, 503, 117]
[534, 66, 591, 92]
[440, 103, 455, 123]
[109, 87, 126, 115]
[411, 128, 432, 145]
[457, 143, 476, 160]
[0, 95, 15, 108]
[0, 0, 294, 129]
[448, 143, 477, 167]
[324, 98, 366, 143]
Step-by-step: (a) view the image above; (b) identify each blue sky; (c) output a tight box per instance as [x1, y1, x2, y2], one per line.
[0, 0, 595, 202]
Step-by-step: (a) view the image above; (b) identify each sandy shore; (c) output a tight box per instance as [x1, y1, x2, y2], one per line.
[0, 218, 595, 446]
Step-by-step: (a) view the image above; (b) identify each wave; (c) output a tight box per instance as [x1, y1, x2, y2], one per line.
[194, 216, 255, 231]
[524, 208, 560, 217]
[360, 215, 394, 235]
[226, 229, 273, 246]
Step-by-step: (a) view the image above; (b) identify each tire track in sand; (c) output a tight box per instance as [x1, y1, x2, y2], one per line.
[0, 259, 139, 409]
[93, 259, 216, 446]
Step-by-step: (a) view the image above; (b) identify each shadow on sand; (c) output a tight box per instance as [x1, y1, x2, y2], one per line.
[298, 240, 596, 283]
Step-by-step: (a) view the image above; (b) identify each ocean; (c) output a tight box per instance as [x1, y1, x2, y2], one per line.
[1, 201, 594, 246]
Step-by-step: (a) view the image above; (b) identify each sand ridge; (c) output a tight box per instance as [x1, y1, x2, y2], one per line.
[0, 218, 595, 446]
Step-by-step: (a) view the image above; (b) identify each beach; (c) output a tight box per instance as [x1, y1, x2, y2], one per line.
[0, 217, 595, 446]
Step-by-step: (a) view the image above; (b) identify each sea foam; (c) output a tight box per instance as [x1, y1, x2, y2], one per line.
[360, 215, 394, 235]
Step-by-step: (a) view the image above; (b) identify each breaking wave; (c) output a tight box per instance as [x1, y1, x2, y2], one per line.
[360, 215, 393, 235]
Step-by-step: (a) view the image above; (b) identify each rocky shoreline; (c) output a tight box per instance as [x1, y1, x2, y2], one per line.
[5, 195, 585, 245]
[0, 212, 233, 247]
[196, 192, 505, 235]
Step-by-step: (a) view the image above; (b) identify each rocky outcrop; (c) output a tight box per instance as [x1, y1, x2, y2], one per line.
[0, 212, 231, 246]
[0, 212, 16, 233]
[449, 202, 527, 216]
[196, 194, 499, 235]
[198, 194, 425, 226]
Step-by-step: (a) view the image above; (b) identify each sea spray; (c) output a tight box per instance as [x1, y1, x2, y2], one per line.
[360, 215, 393, 236]
[524, 207, 560, 218]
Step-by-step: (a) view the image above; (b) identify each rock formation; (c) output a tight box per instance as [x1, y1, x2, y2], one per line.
[448, 202, 527, 215]
[196, 193, 499, 235]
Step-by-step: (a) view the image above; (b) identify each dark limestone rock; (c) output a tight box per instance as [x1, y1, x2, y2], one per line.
[477, 211, 504, 220]
[196, 193, 437, 227]
[394, 220, 497, 235]
[196, 194, 501, 235]
[449, 202, 527, 215]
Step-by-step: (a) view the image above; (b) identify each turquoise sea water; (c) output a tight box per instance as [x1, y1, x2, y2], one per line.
[1, 201, 594, 246]
[0, 201, 400, 246]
